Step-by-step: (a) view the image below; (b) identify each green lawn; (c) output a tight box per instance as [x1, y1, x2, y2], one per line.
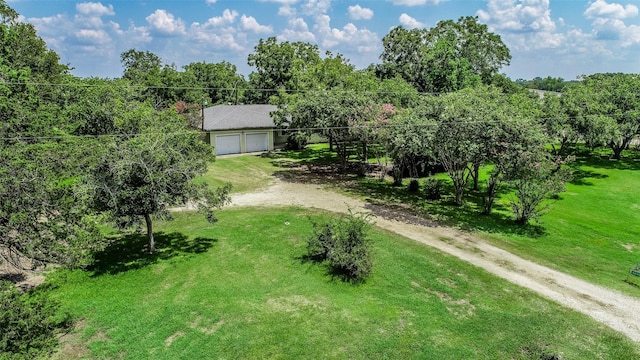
[48, 208, 639, 359]
[199, 146, 640, 297]
[198, 153, 281, 193]
[482, 153, 640, 296]
[339, 150, 640, 297]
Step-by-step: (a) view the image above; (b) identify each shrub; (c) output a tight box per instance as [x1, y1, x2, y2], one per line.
[423, 178, 443, 200]
[408, 179, 420, 193]
[306, 222, 334, 261]
[307, 212, 374, 282]
[0, 281, 71, 360]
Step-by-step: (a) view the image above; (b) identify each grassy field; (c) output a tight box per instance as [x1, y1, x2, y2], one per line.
[48, 208, 640, 359]
[198, 153, 281, 193]
[483, 152, 640, 295]
[328, 149, 640, 297]
[200, 146, 640, 297]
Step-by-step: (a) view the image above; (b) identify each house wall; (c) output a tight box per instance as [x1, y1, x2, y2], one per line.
[208, 129, 274, 154]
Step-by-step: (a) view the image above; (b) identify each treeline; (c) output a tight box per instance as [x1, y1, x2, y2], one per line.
[515, 76, 575, 92]
[2, 0, 639, 270]
[1, 0, 640, 355]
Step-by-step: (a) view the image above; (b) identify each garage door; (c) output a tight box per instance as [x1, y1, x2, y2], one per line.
[215, 134, 241, 155]
[245, 132, 269, 153]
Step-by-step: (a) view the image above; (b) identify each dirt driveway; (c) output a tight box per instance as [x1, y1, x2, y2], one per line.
[231, 178, 640, 343]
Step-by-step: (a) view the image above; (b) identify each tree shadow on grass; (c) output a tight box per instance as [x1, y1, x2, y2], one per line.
[89, 232, 217, 276]
[295, 254, 369, 285]
[569, 167, 608, 186]
[573, 149, 640, 171]
[350, 178, 546, 238]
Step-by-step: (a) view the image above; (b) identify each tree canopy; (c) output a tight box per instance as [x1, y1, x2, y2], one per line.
[92, 106, 231, 253]
[378, 16, 511, 93]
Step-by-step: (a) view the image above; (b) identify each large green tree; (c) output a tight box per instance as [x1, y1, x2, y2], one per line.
[273, 89, 377, 168]
[121, 49, 201, 109]
[0, 2, 107, 269]
[92, 106, 231, 253]
[562, 73, 640, 159]
[378, 16, 511, 93]
[183, 61, 246, 105]
[246, 37, 322, 103]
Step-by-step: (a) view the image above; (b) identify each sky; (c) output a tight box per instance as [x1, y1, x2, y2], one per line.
[6, 0, 640, 80]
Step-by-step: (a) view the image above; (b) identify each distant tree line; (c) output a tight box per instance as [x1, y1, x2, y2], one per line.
[515, 76, 576, 92]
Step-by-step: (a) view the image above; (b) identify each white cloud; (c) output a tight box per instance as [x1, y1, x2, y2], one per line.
[258, 0, 299, 3]
[189, 25, 243, 51]
[278, 5, 296, 16]
[584, 0, 638, 19]
[145, 9, 186, 36]
[387, 0, 444, 6]
[348, 5, 374, 20]
[74, 28, 111, 45]
[314, 14, 379, 53]
[399, 13, 424, 29]
[279, 17, 316, 42]
[206, 0, 217, 4]
[476, 0, 556, 33]
[110, 21, 152, 45]
[204, 9, 239, 27]
[27, 14, 68, 32]
[302, 0, 332, 16]
[583, 1, 640, 47]
[76, 2, 115, 16]
[240, 15, 273, 33]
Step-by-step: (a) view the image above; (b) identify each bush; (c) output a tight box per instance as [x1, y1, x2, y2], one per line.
[408, 179, 420, 193]
[306, 222, 334, 261]
[0, 281, 71, 360]
[307, 212, 374, 282]
[423, 178, 443, 200]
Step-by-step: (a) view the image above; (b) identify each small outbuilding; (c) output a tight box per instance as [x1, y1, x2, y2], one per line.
[202, 104, 287, 155]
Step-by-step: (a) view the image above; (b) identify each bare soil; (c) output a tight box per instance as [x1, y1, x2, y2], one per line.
[230, 177, 640, 343]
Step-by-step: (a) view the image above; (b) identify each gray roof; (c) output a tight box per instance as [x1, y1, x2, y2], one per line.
[203, 104, 278, 131]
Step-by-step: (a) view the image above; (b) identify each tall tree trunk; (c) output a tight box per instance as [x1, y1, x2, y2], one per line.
[610, 137, 631, 160]
[144, 213, 155, 254]
[483, 173, 499, 214]
[454, 184, 464, 206]
[471, 162, 480, 190]
[362, 141, 368, 162]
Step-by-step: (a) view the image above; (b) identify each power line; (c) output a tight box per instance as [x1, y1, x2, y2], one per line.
[2, 80, 441, 95]
[0, 113, 633, 141]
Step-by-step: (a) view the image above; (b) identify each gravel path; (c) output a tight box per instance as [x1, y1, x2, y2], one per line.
[231, 179, 640, 343]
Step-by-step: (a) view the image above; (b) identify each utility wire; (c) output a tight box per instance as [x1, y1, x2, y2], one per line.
[1, 114, 635, 142]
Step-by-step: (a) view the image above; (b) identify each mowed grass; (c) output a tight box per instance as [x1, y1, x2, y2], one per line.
[47, 208, 639, 359]
[482, 152, 640, 296]
[198, 153, 281, 193]
[325, 148, 640, 297]
[199, 146, 640, 296]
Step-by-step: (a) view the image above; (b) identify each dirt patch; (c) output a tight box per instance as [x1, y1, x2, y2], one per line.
[165, 331, 185, 347]
[230, 177, 640, 343]
[266, 295, 326, 314]
[364, 203, 440, 227]
[411, 280, 475, 319]
[51, 319, 95, 360]
[621, 243, 636, 252]
[0, 260, 46, 292]
[189, 315, 225, 335]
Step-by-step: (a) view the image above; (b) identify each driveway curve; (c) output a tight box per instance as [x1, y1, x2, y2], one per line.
[230, 179, 640, 343]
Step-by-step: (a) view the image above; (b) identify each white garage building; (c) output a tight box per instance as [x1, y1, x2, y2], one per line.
[202, 104, 287, 156]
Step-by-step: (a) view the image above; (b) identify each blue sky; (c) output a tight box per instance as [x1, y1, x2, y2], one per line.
[7, 0, 640, 80]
